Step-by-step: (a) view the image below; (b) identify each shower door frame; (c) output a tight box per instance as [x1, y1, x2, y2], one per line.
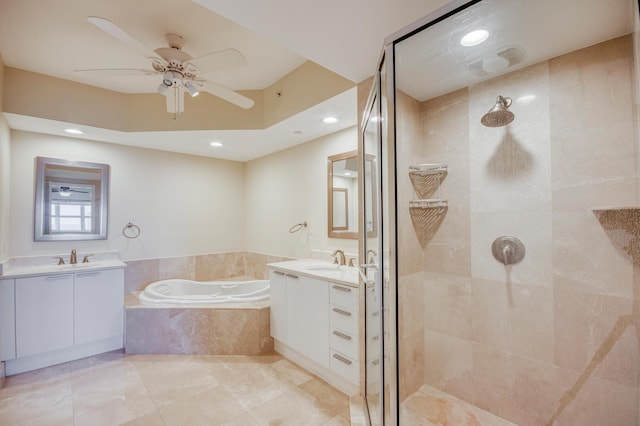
[362, 0, 486, 424]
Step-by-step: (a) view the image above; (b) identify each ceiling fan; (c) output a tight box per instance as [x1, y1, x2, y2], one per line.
[77, 17, 255, 116]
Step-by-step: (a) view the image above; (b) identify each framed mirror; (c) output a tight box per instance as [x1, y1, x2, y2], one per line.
[328, 150, 377, 239]
[328, 151, 359, 239]
[34, 156, 109, 241]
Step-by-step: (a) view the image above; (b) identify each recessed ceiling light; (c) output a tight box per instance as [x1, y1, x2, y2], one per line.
[209, 141, 223, 147]
[344, 172, 352, 176]
[460, 29, 489, 47]
[64, 128, 83, 135]
[294, 130, 303, 135]
[322, 117, 338, 124]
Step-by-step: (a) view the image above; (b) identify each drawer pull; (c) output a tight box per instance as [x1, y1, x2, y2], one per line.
[332, 285, 351, 293]
[273, 271, 285, 276]
[372, 335, 380, 341]
[76, 271, 100, 277]
[285, 274, 299, 279]
[332, 307, 352, 317]
[44, 274, 72, 280]
[332, 353, 352, 365]
[332, 330, 352, 341]
[372, 359, 380, 366]
[372, 311, 379, 317]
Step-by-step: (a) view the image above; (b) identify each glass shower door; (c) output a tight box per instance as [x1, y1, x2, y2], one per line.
[362, 76, 383, 425]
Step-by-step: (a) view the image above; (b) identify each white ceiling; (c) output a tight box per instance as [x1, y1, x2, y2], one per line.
[0, 0, 451, 161]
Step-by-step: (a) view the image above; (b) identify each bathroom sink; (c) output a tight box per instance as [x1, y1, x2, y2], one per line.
[56, 263, 96, 271]
[305, 264, 343, 271]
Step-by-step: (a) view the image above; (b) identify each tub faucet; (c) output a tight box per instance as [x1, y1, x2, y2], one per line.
[70, 249, 77, 265]
[332, 249, 346, 266]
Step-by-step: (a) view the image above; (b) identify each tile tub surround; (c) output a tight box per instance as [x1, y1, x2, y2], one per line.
[124, 252, 294, 356]
[125, 251, 292, 294]
[0, 351, 351, 425]
[125, 293, 274, 356]
[395, 34, 640, 425]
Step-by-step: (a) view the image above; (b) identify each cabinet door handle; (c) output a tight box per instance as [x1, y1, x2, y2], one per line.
[332, 353, 353, 365]
[332, 307, 352, 317]
[273, 271, 285, 276]
[372, 359, 380, 366]
[45, 274, 72, 280]
[332, 330, 352, 341]
[285, 274, 299, 279]
[332, 285, 351, 293]
[76, 271, 100, 277]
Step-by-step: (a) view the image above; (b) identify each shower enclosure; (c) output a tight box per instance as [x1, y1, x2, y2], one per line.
[361, 0, 640, 424]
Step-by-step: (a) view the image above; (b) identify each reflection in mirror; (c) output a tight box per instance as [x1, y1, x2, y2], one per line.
[328, 151, 358, 239]
[34, 157, 109, 241]
[328, 150, 377, 239]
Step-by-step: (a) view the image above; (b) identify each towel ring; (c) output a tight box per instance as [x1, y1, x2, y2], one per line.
[288, 221, 308, 233]
[122, 222, 141, 239]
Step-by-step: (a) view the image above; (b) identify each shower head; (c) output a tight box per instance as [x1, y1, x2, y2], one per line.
[481, 95, 514, 127]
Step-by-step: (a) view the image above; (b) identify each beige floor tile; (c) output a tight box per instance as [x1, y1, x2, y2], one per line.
[0, 379, 72, 425]
[136, 359, 220, 407]
[121, 411, 167, 426]
[271, 358, 313, 385]
[0, 352, 350, 426]
[158, 386, 248, 426]
[247, 388, 335, 426]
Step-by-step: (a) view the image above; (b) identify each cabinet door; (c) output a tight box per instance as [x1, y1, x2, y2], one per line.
[269, 270, 287, 341]
[74, 269, 124, 345]
[0, 279, 16, 360]
[286, 274, 329, 368]
[16, 274, 74, 357]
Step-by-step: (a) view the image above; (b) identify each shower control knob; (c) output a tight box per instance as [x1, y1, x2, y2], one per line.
[491, 235, 525, 265]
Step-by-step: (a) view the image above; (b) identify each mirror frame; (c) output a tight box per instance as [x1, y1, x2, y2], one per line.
[34, 156, 110, 241]
[328, 150, 359, 239]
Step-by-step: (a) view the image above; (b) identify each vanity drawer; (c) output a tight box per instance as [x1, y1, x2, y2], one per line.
[330, 329, 358, 359]
[330, 349, 359, 384]
[329, 283, 357, 310]
[330, 304, 358, 335]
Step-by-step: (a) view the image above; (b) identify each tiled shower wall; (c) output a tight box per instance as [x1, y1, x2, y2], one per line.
[124, 251, 292, 294]
[398, 35, 639, 425]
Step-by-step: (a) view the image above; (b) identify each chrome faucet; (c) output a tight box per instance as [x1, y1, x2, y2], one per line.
[366, 249, 377, 264]
[332, 249, 346, 266]
[70, 249, 77, 265]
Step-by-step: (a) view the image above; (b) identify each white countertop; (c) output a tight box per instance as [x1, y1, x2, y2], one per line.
[0, 251, 126, 278]
[268, 258, 359, 287]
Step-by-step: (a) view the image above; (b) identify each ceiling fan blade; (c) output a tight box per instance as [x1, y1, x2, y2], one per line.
[201, 79, 255, 109]
[87, 17, 161, 61]
[74, 68, 158, 76]
[187, 48, 247, 74]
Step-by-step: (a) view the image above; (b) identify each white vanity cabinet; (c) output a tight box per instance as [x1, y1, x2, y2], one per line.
[269, 263, 360, 395]
[286, 273, 329, 368]
[0, 279, 16, 361]
[269, 270, 288, 341]
[0, 266, 125, 376]
[16, 274, 75, 358]
[329, 282, 360, 384]
[74, 269, 124, 345]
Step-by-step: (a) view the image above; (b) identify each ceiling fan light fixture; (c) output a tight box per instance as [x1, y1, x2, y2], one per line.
[184, 81, 200, 97]
[162, 71, 174, 87]
[157, 83, 168, 95]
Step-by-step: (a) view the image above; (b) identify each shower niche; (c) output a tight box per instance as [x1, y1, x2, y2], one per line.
[408, 163, 448, 246]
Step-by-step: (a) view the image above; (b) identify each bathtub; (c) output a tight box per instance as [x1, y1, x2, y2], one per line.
[138, 278, 270, 305]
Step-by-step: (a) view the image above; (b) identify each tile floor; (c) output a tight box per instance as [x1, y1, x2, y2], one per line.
[0, 351, 351, 425]
[400, 385, 516, 425]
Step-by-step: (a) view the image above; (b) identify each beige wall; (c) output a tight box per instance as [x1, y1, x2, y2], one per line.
[9, 131, 245, 260]
[244, 127, 358, 258]
[0, 54, 10, 261]
[3, 61, 354, 133]
[398, 35, 639, 425]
